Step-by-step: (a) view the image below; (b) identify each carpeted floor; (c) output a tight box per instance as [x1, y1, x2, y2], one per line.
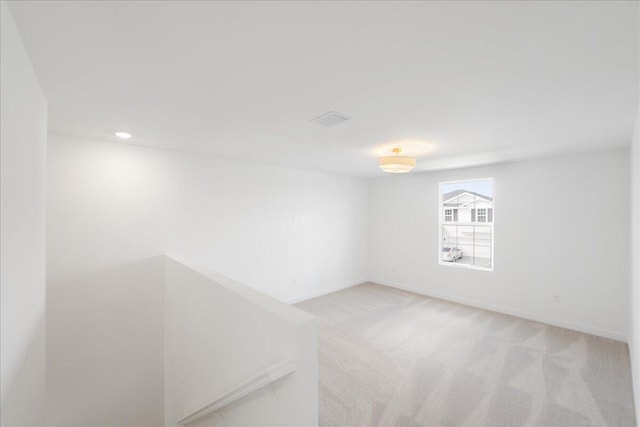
[296, 283, 635, 427]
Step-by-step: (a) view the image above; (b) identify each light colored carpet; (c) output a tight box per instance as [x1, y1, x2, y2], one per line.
[296, 283, 635, 427]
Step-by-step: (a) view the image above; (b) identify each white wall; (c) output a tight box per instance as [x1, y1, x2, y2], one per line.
[630, 107, 640, 423]
[370, 148, 630, 341]
[46, 134, 368, 425]
[164, 256, 317, 427]
[0, 3, 48, 425]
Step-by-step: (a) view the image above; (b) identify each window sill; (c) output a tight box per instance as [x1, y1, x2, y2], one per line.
[438, 260, 493, 272]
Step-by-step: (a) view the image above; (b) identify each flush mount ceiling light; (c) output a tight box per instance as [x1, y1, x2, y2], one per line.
[379, 148, 416, 173]
[115, 132, 132, 139]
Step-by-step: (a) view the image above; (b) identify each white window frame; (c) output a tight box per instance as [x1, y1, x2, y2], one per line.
[444, 209, 453, 222]
[438, 178, 495, 272]
[476, 208, 487, 223]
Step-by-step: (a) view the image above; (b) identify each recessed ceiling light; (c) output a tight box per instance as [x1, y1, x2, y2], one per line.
[115, 132, 132, 139]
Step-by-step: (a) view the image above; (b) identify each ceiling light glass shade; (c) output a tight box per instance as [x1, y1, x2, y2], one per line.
[379, 148, 416, 173]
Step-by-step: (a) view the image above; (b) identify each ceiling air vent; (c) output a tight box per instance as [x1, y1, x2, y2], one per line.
[311, 111, 351, 127]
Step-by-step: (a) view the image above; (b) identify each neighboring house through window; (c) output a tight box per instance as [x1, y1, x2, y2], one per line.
[439, 178, 494, 270]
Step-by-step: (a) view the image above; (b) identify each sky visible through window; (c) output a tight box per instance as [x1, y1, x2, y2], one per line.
[441, 179, 493, 200]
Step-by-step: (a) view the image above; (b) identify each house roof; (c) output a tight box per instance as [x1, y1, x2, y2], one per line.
[442, 190, 493, 206]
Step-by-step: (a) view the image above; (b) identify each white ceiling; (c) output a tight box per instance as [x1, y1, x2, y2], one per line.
[9, 1, 639, 177]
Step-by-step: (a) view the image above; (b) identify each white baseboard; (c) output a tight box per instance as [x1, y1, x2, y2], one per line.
[285, 279, 367, 304]
[371, 278, 628, 343]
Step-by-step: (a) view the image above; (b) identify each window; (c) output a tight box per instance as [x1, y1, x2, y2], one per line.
[443, 209, 458, 222]
[477, 208, 487, 222]
[439, 178, 494, 270]
[444, 209, 453, 222]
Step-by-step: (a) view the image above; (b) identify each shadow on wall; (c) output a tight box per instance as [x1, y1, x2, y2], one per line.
[1, 314, 46, 426]
[46, 256, 165, 427]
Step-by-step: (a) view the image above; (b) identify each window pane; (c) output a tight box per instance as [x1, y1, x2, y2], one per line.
[477, 208, 487, 222]
[442, 224, 458, 247]
[472, 225, 492, 269]
[441, 182, 465, 215]
[439, 179, 494, 270]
